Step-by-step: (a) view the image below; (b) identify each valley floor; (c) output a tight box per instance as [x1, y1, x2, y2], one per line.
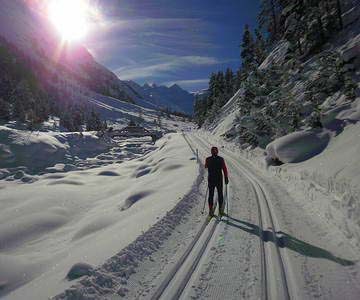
[1, 129, 359, 299]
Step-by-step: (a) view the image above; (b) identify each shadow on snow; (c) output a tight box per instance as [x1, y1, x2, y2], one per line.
[225, 216, 355, 266]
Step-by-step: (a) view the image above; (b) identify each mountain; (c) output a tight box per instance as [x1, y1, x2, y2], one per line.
[122, 81, 195, 115]
[0, 0, 138, 106]
[0, 0, 195, 123]
[0, 0, 135, 109]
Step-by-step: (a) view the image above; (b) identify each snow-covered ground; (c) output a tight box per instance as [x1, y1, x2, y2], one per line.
[0, 132, 199, 299]
[1, 121, 360, 299]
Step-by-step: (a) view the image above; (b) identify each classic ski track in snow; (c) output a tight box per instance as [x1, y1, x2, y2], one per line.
[150, 133, 221, 300]
[190, 133, 291, 300]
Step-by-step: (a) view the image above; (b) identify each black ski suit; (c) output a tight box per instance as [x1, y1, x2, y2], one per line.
[205, 155, 229, 211]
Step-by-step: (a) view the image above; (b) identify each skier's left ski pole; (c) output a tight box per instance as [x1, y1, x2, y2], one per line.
[201, 186, 208, 215]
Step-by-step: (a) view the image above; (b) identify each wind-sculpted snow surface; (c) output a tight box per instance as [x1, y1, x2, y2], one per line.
[54, 154, 203, 300]
[0, 133, 198, 299]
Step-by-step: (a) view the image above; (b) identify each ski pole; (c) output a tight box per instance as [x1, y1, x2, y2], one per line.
[201, 186, 208, 215]
[226, 184, 229, 217]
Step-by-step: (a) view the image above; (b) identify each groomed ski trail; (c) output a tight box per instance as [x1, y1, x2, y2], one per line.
[187, 133, 291, 300]
[151, 131, 293, 300]
[149, 134, 222, 300]
[181, 131, 360, 300]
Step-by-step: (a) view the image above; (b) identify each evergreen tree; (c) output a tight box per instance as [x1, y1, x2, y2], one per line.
[241, 24, 256, 73]
[60, 110, 74, 131]
[215, 71, 226, 107]
[86, 109, 103, 131]
[0, 97, 11, 121]
[234, 69, 244, 90]
[225, 68, 235, 99]
[254, 29, 267, 65]
[11, 80, 34, 122]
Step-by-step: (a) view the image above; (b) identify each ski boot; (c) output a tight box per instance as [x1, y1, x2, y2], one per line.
[219, 206, 226, 217]
[207, 207, 215, 222]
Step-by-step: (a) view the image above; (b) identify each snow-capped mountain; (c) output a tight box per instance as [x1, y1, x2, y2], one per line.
[123, 81, 195, 115]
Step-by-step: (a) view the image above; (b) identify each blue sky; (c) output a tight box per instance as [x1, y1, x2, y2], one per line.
[86, 0, 260, 92]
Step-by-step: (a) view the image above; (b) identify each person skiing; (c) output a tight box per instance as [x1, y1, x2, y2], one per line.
[205, 146, 229, 217]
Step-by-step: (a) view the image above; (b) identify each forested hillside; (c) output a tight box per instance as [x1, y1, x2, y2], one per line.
[194, 0, 359, 148]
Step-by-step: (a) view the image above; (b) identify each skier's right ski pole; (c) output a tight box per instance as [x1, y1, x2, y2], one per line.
[201, 186, 208, 215]
[226, 184, 229, 217]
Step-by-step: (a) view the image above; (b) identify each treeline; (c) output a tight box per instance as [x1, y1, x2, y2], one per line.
[0, 40, 105, 131]
[194, 0, 355, 145]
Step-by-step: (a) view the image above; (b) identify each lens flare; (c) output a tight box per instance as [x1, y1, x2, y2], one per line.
[48, 0, 89, 42]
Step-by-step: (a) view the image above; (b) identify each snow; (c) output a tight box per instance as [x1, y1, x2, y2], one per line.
[0, 126, 113, 177]
[259, 41, 289, 70]
[207, 89, 245, 136]
[0, 0, 359, 298]
[336, 97, 360, 122]
[265, 129, 331, 164]
[339, 33, 360, 64]
[271, 123, 360, 245]
[0, 133, 198, 299]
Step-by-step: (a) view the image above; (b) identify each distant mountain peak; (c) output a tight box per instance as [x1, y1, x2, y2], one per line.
[130, 81, 194, 114]
[170, 83, 182, 90]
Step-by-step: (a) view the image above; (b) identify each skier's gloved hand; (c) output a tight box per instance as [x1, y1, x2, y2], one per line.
[225, 177, 229, 185]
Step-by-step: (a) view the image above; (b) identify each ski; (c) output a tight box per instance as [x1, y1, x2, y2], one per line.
[206, 214, 216, 223]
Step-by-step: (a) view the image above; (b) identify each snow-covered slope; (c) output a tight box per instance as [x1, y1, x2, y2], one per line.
[124, 81, 195, 115]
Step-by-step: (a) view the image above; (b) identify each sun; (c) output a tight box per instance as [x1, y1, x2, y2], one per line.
[48, 0, 89, 42]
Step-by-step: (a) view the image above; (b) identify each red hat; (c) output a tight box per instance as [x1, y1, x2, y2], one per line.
[211, 146, 218, 156]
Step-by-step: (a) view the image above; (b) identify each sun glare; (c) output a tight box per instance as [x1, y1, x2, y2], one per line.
[48, 0, 89, 42]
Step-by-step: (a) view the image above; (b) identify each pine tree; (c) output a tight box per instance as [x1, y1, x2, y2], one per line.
[241, 24, 256, 73]
[11, 80, 34, 122]
[225, 68, 235, 99]
[60, 110, 74, 131]
[254, 29, 267, 65]
[86, 109, 103, 131]
[0, 97, 11, 121]
[234, 69, 244, 90]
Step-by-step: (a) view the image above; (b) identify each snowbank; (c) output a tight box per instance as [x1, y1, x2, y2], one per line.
[265, 129, 330, 164]
[0, 126, 113, 175]
[265, 123, 360, 249]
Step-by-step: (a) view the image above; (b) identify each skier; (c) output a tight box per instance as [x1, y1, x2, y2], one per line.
[205, 146, 229, 217]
